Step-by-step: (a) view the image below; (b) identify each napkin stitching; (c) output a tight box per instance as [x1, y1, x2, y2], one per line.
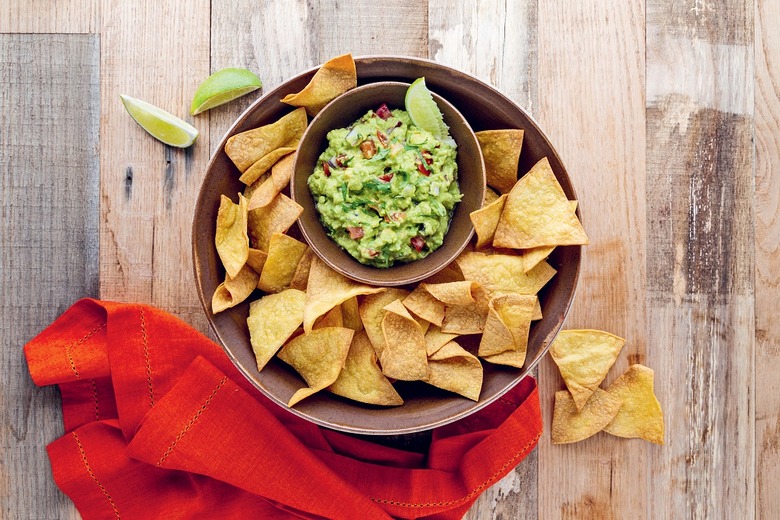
[71, 431, 121, 519]
[155, 375, 228, 467]
[369, 429, 542, 509]
[90, 379, 100, 420]
[140, 309, 155, 408]
[65, 322, 106, 379]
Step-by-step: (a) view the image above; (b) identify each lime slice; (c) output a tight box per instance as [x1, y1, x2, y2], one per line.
[120, 94, 199, 148]
[404, 77, 450, 140]
[190, 67, 262, 115]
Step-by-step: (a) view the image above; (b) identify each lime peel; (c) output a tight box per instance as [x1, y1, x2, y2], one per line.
[404, 77, 451, 141]
[190, 67, 262, 115]
[120, 94, 199, 148]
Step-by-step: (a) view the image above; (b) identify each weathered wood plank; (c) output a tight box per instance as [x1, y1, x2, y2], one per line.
[0, 0, 101, 33]
[536, 1, 648, 518]
[98, 0, 211, 331]
[754, 0, 780, 518]
[428, 2, 539, 518]
[645, 0, 755, 518]
[0, 33, 99, 520]
[429, 0, 537, 113]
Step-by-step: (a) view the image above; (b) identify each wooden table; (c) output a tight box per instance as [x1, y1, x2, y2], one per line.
[2, 1, 776, 518]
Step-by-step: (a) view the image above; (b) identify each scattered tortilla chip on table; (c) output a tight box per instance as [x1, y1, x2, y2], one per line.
[281, 54, 357, 116]
[225, 106, 307, 179]
[603, 364, 665, 444]
[278, 327, 354, 407]
[247, 289, 307, 371]
[328, 331, 403, 406]
[550, 329, 626, 410]
[303, 256, 384, 332]
[475, 129, 524, 194]
[380, 300, 428, 381]
[493, 157, 588, 249]
[425, 341, 483, 401]
[551, 388, 623, 444]
[215, 193, 249, 278]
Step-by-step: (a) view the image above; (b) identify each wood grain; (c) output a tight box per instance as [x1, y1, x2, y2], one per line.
[754, 0, 780, 518]
[428, 2, 539, 518]
[98, 0, 211, 331]
[0, 33, 99, 520]
[646, 1, 755, 519]
[536, 1, 648, 518]
[0, 0, 101, 33]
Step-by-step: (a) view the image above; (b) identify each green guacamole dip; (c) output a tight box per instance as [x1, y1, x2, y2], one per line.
[308, 105, 462, 268]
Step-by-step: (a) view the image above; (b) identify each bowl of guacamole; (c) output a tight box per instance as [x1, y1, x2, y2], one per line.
[292, 81, 485, 286]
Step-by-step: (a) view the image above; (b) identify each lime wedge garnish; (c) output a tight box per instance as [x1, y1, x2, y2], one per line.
[190, 67, 262, 115]
[404, 77, 450, 141]
[120, 94, 199, 148]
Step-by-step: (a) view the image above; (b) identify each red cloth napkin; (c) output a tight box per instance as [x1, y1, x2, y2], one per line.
[24, 299, 542, 520]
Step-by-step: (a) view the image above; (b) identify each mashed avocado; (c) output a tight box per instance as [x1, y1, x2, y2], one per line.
[308, 105, 462, 268]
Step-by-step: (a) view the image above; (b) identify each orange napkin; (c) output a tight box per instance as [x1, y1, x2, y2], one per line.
[25, 299, 542, 519]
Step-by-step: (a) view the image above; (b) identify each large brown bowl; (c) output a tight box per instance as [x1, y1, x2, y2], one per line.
[291, 81, 485, 286]
[192, 56, 582, 435]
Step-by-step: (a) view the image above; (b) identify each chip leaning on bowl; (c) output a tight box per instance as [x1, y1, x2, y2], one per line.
[207, 54, 590, 410]
[308, 105, 462, 268]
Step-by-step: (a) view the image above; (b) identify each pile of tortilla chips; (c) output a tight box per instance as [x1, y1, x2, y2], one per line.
[210, 54, 590, 409]
[549, 330, 665, 444]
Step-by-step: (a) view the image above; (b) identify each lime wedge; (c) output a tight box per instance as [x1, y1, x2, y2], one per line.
[190, 67, 262, 115]
[404, 77, 450, 141]
[120, 94, 198, 148]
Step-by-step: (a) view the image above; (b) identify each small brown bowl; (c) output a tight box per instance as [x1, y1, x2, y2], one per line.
[290, 81, 485, 286]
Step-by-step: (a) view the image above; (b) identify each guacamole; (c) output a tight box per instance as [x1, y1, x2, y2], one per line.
[308, 105, 462, 268]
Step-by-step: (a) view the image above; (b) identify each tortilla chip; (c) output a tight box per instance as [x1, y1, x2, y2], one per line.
[470, 193, 508, 250]
[520, 246, 555, 273]
[493, 157, 588, 248]
[425, 341, 483, 401]
[281, 54, 357, 116]
[421, 262, 464, 285]
[211, 264, 259, 313]
[248, 152, 297, 210]
[551, 388, 623, 444]
[402, 285, 445, 327]
[246, 248, 268, 274]
[215, 193, 249, 278]
[247, 289, 306, 371]
[328, 331, 403, 406]
[341, 296, 363, 332]
[422, 281, 476, 306]
[484, 187, 501, 205]
[532, 296, 543, 321]
[225, 107, 307, 174]
[289, 248, 315, 291]
[478, 294, 536, 359]
[313, 305, 344, 329]
[550, 329, 626, 410]
[247, 193, 303, 252]
[303, 256, 384, 332]
[424, 326, 460, 356]
[456, 251, 557, 298]
[257, 233, 308, 293]
[380, 300, 428, 381]
[475, 129, 524, 194]
[278, 327, 354, 406]
[239, 147, 296, 186]
[359, 289, 410, 356]
[441, 284, 490, 335]
[603, 364, 664, 444]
